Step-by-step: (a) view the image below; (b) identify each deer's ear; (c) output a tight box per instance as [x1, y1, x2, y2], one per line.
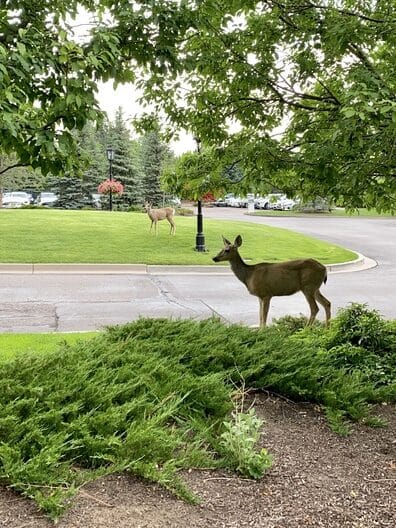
[234, 235, 242, 247]
[222, 235, 232, 246]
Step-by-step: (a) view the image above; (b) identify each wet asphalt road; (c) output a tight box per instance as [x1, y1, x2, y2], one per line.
[0, 207, 394, 333]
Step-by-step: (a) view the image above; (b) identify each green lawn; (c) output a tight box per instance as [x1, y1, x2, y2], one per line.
[0, 209, 356, 265]
[250, 208, 394, 217]
[0, 332, 97, 362]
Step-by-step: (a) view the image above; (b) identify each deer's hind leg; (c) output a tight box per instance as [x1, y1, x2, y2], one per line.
[315, 290, 331, 327]
[168, 219, 175, 235]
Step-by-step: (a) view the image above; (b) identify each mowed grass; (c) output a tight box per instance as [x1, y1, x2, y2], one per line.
[0, 209, 356, 264]
[250, 208, 394, 217]
[0, 332, 97, 363]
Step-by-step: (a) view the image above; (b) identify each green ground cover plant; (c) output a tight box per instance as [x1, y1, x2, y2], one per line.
[0, 209, 355, 264]
[0, 305, 394, 518]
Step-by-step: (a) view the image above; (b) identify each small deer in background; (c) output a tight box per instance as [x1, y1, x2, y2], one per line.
[144, 202, 176, 235]
[213, 235, 331, 327]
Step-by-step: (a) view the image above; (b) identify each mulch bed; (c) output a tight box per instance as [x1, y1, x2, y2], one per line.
[1, 395, 394, 528]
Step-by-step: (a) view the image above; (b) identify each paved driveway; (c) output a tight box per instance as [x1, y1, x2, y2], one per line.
[0, 209, 394, 332]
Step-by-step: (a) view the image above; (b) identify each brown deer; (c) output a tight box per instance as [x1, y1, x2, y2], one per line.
[144, 202, 176, 235]
[212, 235, 331, 327]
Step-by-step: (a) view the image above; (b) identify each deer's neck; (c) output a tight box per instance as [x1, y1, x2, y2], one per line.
[229, 252, 253, 286]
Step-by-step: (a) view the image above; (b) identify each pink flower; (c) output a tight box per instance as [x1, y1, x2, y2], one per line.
[98, 179, 124, 195]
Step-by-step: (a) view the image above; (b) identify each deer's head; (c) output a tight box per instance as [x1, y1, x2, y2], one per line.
[144, 202, 152, 212]
[212, 235, 242, 262]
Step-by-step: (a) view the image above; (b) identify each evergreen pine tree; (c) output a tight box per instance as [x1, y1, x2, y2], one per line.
[76, 121, 108, 193]
[107, 108, 143, 210]
[47, 176, 92, 209]
[141, 131, 168, 206]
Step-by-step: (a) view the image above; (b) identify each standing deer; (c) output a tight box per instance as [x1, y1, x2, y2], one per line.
[213, 235, 331, 327]
[144, 202, 176, 235]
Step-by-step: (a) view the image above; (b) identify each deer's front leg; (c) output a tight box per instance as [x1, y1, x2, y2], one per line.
[259, 297, 271, 327]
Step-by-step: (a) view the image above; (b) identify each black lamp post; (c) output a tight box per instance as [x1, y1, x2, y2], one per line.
[194, 137, 206, 252]
[106, 146, 114, 211]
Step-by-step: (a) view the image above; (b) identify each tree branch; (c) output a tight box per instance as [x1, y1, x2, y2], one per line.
[346, 43, 384, 80]
[0, 163, 30, 175]
[305, 2, 387, 24]
[269, 1, 387, 24]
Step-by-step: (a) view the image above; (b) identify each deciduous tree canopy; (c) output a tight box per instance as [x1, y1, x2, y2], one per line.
[1, 1, 395, 210]
[0, 0, 190, 176]
[138, 1, 396, 211]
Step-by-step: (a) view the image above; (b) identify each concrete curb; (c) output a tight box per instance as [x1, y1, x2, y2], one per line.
[0, 253, 377, 275]
[326, 252, 377, 273]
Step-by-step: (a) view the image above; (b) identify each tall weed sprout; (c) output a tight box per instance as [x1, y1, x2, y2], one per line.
[220, 406, 272, 478]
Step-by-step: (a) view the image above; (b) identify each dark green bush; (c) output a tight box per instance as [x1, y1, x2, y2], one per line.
[272, 314, 312, 334]
[327, 303, 395, 355]
[176, 207, 194, 216]
[127, 204, 145, 212]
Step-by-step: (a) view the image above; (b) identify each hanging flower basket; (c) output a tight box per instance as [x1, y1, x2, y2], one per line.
[97, 179, 124, 195]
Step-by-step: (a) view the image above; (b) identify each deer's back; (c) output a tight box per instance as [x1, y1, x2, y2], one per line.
[247, 258, 327, 297]
[149, 207, 175, 220]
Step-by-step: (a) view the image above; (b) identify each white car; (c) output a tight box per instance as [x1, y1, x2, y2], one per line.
[2, 192, 32, 208]
[91, 193, 102, 209]
[35, 192, 58, 207]
[254, 196, 270, 209]
[224, 194, 236, 207]
[279, 198, 296, 210]
[237, 197, 249, 208]
[227, 196, 243, 207]
[168, 196, 181, 207]
[272, 196, 296, 210]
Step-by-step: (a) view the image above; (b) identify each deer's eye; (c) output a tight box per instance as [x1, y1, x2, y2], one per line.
[224, 247, 230, 253]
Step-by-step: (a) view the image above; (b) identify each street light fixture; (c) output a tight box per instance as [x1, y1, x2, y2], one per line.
[106, 146, 114, 211]
[194, 137, 206, 252]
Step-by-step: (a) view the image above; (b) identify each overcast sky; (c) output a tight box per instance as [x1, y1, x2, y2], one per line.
[71, 9, 196, 156]
[96, 81, 196, 155]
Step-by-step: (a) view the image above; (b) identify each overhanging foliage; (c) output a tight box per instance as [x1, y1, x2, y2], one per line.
[1, 1, 395, 210]
[137, 1, 396, 211]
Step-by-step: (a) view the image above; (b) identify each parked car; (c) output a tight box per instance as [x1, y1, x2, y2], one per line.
[237, 196, 249, 208]
[279, 197, 296, 210]
[223, 193, 236, 207]
[271, 195, 296, 210]
[254, 196, 271, 209]
[214, 194, 253, 208]
[2, 191, 33, 208]
[35, 192, 58, 207]
[227, 196, 242, 207]
[91, 193, 102, 209]
[168, 196, 181, 207]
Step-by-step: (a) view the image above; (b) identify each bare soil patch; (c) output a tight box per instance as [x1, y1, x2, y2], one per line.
[1, 395, 395, 528]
